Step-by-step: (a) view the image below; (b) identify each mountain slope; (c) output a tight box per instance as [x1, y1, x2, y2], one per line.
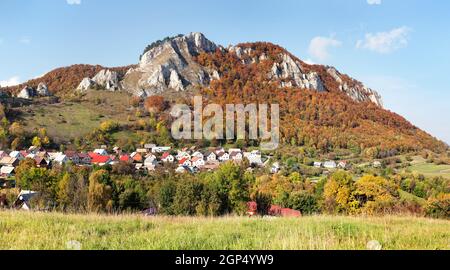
[0, 32, 446, 154]
[1, 64, 133, 96]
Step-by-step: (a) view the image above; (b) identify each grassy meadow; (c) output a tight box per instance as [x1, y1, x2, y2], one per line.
[0, 211, 449, 250]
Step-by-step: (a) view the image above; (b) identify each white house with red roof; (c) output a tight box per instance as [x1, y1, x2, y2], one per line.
[161, 152, 174, 163]
[178, 158, 192, 167]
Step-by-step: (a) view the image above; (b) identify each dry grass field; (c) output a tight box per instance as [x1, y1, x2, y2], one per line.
[0, 211, 448, 250]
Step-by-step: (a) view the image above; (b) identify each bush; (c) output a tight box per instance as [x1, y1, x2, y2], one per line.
[289, 191, 319, 215]
[425, 193, 450, 219]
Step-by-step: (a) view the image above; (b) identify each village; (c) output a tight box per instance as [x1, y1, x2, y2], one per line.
[0, 143, 374, 187]
[0, 144, 270, 180]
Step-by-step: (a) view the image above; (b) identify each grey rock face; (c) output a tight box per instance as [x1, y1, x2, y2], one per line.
[327, 66, 383, 107]
[77, 77, 96, 92]
[36, 82, 50, 96]
[92, 69, 121, 91]
[124, 32, 218, 96]
[17, 86, 36, 99]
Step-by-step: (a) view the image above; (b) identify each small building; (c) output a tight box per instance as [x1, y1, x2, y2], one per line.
[161, 152, 175, 163]
[78, 153, 92, 165]
[373, 161, 382, 168]
[178, 158, 192, 167]
[65, 151, 81, 164]
[230, 151, 243, 161]
[205, 151, 217, 162]
[191, 157, 205, 168]
[313, 162, 322, 168]
[54, 154, 69, 165]
[271, 162, 281, 174]
[0, 157, 19, 167]
[130, 152, 143, 163]
[324, 161, 337, 169]
[338, 161, 348, 169]
[0, 166, 15, 178]
[217, 152, 230, 162]
[9, 151, 24, 160]
[191, 151, 204, 159]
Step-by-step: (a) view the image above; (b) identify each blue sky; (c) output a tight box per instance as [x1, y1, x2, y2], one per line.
[0, 0, 449, 144]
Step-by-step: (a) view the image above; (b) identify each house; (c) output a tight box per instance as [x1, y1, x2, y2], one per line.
[191, 157, 205, 168]
[217, 152, 230, 162]
[373, 161, 382, 168]
[191, 151, 204, 159]
[244, 152, 263, 166]
[89, 153, 111, 166]
[161, 152, 175, 163]
[119, 154, 133, 163]
[136, 148, 148, 154]
[65, 151, 81, 164]
[152, 146, 171, 153]
[338, 161, 348, 169]
[130, 152, 143, 163]
[34, 156, 48, 168]
[205, 151, 217, 162]
[54, 154, 69, 165]
[78, 153, 92, 165]
[230, 151, 243, 161]
[14, 190, 38, 211]
[178, 158, 192, 167]
[93, 149, 108, 156]
[0, 157, 19, 167]
[314, 162, 322, 168]
[144, 156, 158, 168]
[271, 162, 281, 174]
[176, 151, 191, 161]
[0, 166, 15, 178]
[324, 161, 337, 169]
[112, 146, 121, 153]
[9, 151, 24, 160]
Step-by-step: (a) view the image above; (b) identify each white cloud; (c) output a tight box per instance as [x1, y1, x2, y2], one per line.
[367, 0, 382, 5]
[0, 76, 21, 87]
[356, 27, 411, 54]
[66, 0, 81, 5]
[308, 36, 342, 61]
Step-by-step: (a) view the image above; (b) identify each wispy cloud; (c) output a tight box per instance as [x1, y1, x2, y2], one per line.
[66, 0, 81, 5]
[308, 36, 342, 62]
[367, 0, 382, 5]
[356, 27, 411, 54]
[0, 76, 21, 87]
[19, 36, 31, 44]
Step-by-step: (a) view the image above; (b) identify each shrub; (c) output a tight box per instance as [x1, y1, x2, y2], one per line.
[425, 193, 450, 219]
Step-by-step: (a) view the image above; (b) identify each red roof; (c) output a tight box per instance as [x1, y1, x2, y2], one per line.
[90, 153, 111, 164]
[179, 158, 189, 165]
[161, 152, 170, 159]
[120, 155, 132, 162]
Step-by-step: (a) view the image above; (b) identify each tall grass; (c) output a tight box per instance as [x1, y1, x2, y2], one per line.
[0, 210, 448, 250]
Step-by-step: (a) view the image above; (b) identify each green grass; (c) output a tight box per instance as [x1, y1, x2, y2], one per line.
[0, 211, 449, 250]
[407, 162, 450, 179]
[15, 91, 134, 143]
